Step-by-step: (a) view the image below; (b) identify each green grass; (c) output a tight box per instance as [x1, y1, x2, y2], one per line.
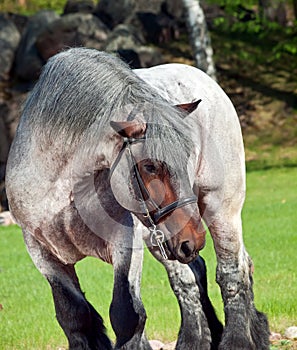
[0, 167, 296, 349]
[242, 168, 297, 332]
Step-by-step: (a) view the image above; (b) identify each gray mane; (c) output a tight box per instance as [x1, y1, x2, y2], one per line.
[23, 48, 193, 171]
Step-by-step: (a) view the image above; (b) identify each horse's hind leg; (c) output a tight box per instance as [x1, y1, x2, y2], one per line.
[110, 239, 152, 350]
[24, 230, 112, 350]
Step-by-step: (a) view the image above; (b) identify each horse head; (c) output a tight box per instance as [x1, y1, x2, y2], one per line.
[109, 100, 205, 264]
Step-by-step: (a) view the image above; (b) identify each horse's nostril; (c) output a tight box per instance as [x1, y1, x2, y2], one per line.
[180, 241, 193, 258]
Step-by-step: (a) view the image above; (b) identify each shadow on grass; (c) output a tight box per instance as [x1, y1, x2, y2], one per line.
[219, 66, 297, 109]
[246, 161, 297, 172]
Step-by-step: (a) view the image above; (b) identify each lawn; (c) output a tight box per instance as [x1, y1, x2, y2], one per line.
[0, 167, 296, 349]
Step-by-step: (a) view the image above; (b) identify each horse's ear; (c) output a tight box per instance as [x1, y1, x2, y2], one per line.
[176, 99, 202, 115]
[110, 120, 147, 139]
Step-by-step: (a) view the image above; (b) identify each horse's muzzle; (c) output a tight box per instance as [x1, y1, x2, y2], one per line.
[163, 209, 206, 264]
[176, 238, 205, 263]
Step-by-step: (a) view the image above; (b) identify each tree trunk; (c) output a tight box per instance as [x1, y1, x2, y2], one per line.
[293, 0, 297, 20]
[258, 0, 287, 26]
[181, 0, 216, 80]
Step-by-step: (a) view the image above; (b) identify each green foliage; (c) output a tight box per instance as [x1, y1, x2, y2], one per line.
[0, 168, 296, 349]
[0, 0, 67, 15]
[272, 24, 297, 58]
[206, 0, 257, 9]
[208, 0, 297, 61]
[270, 339, 293, 350]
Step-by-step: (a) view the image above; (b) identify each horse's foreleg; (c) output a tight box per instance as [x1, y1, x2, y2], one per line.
[148, 246, 212, 350]
[110, 237, 152, 350]
[23, 230, 112, 350]
[189, 256, 223, 349]
[209, 216, 270, 350]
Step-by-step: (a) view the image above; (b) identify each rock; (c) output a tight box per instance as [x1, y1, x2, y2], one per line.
[147, 340, 177, 350]
[162, 341, 177, 350]
[269, 332, 282, 341]
[0, 113, 9, 165]
[135, 12, 179, 44]
[94, 0, 138, 28]
[149, 339, 165, 350]
[0, 110, 9, 209]
[4, 13, 28, 35]
[0, 93, 27, 211]
[94, 0, 177, 29]
[284, 326, 297, 340]
[103, 24, 163, 68]
[0, 180, 7, 211]
[103, 24, 144, 52]
[0, 90, 26, 212]
[134, 46, 164, 68]
[94, 0, 185, 49]
[0, 15, 21, 80]
[0, 91, 27, 142]
[163, 0, 184, 20]
[36, 13, 110, 61]
[63, 0, 95, 15]
[0, 211, 15, 225]
[15, 10, 59, 81]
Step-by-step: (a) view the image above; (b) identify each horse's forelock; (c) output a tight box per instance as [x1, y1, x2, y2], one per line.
[142, 103, 193, 173]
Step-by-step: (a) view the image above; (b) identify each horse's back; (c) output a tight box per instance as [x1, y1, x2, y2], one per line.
[135, 63, 244, 160]
[135, 63, 230, 104]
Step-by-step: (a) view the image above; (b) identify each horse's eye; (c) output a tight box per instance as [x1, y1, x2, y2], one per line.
[144, 164, 157, 174]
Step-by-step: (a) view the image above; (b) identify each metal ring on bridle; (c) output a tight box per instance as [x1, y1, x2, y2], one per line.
[149, 227, 165, 247]
[149, 226, 168, 260]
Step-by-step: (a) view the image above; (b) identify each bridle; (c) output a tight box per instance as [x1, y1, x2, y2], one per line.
[109, 136, 198, 259]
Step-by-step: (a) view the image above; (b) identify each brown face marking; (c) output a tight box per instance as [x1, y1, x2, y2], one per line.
[136, 159, 178, 215]
[137, 158, 205, 263]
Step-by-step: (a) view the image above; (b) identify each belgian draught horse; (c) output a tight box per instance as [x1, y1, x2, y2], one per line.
[6, 48, 269, 349]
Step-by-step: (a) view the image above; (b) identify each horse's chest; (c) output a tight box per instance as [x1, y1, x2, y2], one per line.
[31, 202, 113, 265]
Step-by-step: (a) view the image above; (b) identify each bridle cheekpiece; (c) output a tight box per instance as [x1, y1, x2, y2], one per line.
[109, 136, 197, 260]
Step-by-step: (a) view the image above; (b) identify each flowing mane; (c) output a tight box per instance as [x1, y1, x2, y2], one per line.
[23, 47, 193, 170]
